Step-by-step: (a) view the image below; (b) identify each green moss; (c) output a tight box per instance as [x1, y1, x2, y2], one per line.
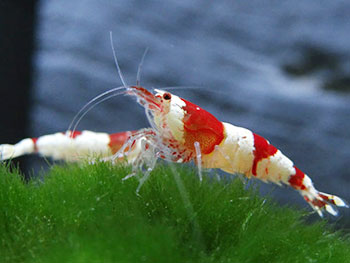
[0, 162, 349, 263]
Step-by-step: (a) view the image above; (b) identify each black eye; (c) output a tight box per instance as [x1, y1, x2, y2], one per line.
[163, 93, 171, 100]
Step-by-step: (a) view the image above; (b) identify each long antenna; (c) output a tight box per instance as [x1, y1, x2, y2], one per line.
[66, 33, 131, 136]
[136, 47, 149, 86]
[70, 89, 126, 135]
[67, 86, 125, 133]
[109, 31, 128, 90]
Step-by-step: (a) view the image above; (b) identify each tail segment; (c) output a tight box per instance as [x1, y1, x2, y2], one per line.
[0, 138, 36, 161]
[288, 167, 348, 217]
[302, 190, 348, 217]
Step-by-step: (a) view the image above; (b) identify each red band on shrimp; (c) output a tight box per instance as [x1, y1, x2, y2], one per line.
[32, 138, 38, 152]
[318, 193, 336, 205]
[108, 131, 134, 154]
[288, 166, 306, 190]
[71, 131, 82, 138]
[62, 131, 82, 138]
[252, 133, 278, 176]
[181, 98, 224, 154]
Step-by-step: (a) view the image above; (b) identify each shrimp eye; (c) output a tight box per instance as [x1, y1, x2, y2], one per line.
[163, 93, 171, 100]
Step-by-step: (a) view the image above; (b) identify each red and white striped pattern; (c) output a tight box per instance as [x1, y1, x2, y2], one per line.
[200, 122, 348, 216]
[138, 87, 348, 217]
[0, 130, 134, 162]
[1, 85, 347, 217]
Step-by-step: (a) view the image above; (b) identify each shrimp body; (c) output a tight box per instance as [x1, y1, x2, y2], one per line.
[1, 81, 347, 216]
[200, 122, 343, 217]
[0, 130, 137, 163]
[127, 86, 348, 217]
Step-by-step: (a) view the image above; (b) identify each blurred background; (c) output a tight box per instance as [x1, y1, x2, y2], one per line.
[1, 0, 350, 224]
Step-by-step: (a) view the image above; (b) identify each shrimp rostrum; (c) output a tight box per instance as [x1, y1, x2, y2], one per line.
[123, 85, 348, 217]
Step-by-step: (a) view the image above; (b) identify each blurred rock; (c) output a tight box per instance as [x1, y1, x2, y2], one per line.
[282, 45, 339, 76]
[323, 75, 350, 92]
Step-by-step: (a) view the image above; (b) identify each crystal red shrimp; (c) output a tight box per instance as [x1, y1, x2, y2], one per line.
[125, 85, 348, 217]
[1, 33, 347, 217]
[0, 130, 139, 163]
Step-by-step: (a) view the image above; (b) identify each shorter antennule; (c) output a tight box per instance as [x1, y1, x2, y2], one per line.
[136, 47, 149, 86]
